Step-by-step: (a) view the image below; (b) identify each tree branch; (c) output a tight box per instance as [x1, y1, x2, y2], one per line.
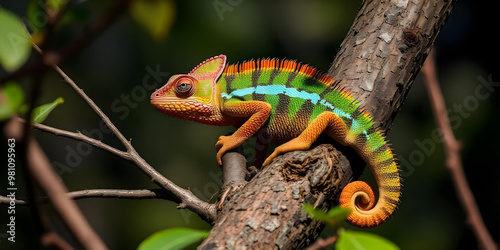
[201, 0, 457, 248]
[218, 151, 248, 210]
[421, 50, 498, 250]
[221, 151, 247, 191]
[200, 144, 351, 249]
[31, 44, 217, 224]
[18, 117, 131, 160]
[0, 188, 175, 205]
[328, 0, 456, 130]
[46, 59, 132, 150]
[307, 235, 338, 250]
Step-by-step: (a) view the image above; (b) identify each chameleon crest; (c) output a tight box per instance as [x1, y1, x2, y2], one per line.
[151, 55, 401, 228]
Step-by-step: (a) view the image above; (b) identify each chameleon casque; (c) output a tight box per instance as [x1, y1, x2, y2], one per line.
[150, 55, 401, 228]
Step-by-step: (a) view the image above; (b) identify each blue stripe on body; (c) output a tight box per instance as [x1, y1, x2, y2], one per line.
[221, 85, 370, 138]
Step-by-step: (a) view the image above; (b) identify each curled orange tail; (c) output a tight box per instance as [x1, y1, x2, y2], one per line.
[339, 177, 400, 227]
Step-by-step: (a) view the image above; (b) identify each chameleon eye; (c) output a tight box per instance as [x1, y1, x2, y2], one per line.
[174, 76, 196, 97]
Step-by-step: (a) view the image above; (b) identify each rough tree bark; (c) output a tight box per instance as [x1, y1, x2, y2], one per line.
[200, 0, 456, 249]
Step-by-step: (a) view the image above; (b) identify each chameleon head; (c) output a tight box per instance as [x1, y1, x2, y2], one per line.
[151, 55, 227, 124]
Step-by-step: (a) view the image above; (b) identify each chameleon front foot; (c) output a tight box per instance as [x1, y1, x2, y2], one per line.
[215, 135, 246, 165]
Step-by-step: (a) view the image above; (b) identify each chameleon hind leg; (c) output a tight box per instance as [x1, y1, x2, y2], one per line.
[216, 101, 272, 165]
[263, 111, 349, 166]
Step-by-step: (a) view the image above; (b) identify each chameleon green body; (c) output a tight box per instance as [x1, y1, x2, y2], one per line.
[151, 55, 401, 227]
[217, 60, 375, 144]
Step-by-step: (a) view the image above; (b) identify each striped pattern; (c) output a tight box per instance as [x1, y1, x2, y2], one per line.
[216, 58, 401, 228]
[219, 59, 338, 140]
[218, 59, 367, 139]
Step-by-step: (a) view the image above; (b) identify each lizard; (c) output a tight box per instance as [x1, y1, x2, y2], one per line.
[150, 55, 401, 228]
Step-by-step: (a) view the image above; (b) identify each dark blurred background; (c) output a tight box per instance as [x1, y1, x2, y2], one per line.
[0, 0, 498, 249]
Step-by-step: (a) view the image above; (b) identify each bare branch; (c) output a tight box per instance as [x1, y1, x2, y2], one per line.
[49, 61, 133, 150]
[200, 144, 350, 248]
[307, 235, 338, 250]
[31, 43, 217, 224]
[421, 50, 498, 250]
[18, 117, 131, 160]
[0, 189, 175, 205]
[221, 151, 247, 190]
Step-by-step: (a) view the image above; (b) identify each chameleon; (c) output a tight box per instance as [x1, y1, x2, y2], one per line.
[150, 55, 401, 228]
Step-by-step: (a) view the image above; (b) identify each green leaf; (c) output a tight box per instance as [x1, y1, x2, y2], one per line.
[337, 230, 399, 250]
[0, 8, 32, 71]
[0, 82, 25, 121]
[130, 0, 175, 40]
[303, 204, 351, 226]
[138, 228, 209, 250]
[32, 97, 64, 123]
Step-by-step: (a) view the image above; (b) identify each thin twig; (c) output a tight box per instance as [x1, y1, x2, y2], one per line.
[31, 44, 217, 224]
[0, 188, 174, 205]
[307, 235, 338, 250]
[49, 62, 132, 149]
[421, 50, 497, 250]
[18, 117, 131, 160]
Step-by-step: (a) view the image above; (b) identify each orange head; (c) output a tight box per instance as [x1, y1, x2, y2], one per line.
[151, 55, 228, 125]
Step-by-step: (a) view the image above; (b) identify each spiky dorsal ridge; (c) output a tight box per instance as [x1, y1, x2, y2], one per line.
[223, 58, 337, 86]
[222, 57, 381, 128]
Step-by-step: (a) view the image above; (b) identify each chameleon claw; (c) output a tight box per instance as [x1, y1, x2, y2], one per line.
[215, 135, 246, 166]
[215, 136, 228, 165]
[262, 137, 312, 166]
[262, 152, 278, 166]
[263, 149, 282, 166]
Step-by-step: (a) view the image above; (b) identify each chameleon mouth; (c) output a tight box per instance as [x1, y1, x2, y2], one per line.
[151, 100, 212, 116]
